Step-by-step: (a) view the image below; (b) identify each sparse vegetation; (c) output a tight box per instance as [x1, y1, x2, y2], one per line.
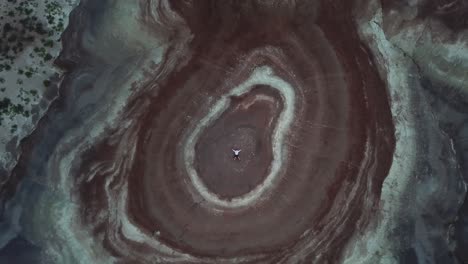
[0, 0, 68, 132]
[1, 0, 65, 70]
[43, 53, 52, 61]
[0, 97, 29, 126]
[43, 79, 50, 87]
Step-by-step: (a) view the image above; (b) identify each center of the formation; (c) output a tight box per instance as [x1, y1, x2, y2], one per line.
[194, 85, 283, 199]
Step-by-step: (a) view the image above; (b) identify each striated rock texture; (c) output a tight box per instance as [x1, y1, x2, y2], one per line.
[0, 0, 467, 264]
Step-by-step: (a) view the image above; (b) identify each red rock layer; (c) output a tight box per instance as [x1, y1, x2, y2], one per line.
[195, 86, 282, 199]
[75, 1, 395, 262]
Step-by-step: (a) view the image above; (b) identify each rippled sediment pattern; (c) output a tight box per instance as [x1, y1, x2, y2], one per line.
[72, 1, 395, 261]
[1, 0, 468, 263]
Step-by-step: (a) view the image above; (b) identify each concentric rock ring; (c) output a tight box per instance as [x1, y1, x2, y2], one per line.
[5, 0, 468, 262]
[193, 84, 284, 200]
[184, 66, 295, 208]
[69, 1, 396, 262]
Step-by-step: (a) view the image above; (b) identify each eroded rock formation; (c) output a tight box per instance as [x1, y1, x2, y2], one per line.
[0, 0, 467, 264]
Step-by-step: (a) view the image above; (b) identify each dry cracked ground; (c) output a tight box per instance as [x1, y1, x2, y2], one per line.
[0, 0, 468, 264]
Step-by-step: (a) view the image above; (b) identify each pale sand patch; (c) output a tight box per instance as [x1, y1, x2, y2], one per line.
[342, 7, 420, 264]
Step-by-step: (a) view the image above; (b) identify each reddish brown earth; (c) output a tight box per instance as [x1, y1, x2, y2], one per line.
[195, 86, 282, 199]
[3, 0, 468, 262]
[0, 0, 400, 263]
[73, 1, 395, 262]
